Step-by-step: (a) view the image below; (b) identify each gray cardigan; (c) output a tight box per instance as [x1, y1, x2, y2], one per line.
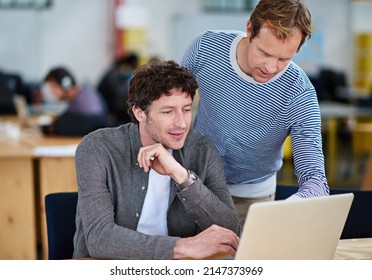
[73, 123, 240, 259]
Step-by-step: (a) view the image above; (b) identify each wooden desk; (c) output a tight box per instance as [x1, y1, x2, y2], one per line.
[0, 138, 36, 260]
[23, 134, 81, 259]
[0, 117, 81, 259]
[186, 238, 372, 260]
[31, 136, 80, 260]
[334, 238, 372, 260]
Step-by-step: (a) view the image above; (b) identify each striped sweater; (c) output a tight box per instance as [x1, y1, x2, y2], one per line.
[181, 30, 329, 198]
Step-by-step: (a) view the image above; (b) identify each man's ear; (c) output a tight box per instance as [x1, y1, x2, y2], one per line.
[132, 106, 146, 122]
[246, 21, 252, 37]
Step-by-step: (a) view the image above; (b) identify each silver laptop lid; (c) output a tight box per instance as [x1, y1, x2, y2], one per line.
[235, 193, 354, 260]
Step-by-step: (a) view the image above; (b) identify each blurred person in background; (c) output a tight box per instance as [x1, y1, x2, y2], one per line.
[97, 53, 139, 125]
[42, 66, 109, 136]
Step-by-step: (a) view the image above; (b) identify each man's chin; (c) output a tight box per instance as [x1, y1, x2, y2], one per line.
[165, 140, 186, 151]
[253, 74, 272, 83]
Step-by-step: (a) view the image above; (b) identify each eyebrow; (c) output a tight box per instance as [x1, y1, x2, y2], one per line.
[160, 102, 193, 109]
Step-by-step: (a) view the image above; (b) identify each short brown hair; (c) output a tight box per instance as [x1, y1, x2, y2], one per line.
[127, 59, 198, 123]
[249, 0, 312, 51]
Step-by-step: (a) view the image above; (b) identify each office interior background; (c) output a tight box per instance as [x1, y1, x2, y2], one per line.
[0, 0, 372, 185]
[1, 0, 372, 261]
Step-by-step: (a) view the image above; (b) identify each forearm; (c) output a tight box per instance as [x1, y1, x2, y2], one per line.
[177, 178, 240, 234]
[290, 92, 329, 198]
[84, 222, 179, 259]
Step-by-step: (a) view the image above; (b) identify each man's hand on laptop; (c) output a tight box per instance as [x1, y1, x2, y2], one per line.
[172, 224, 240, 259]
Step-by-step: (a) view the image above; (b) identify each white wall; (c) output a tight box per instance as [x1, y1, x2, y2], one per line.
[38, 0, 113, 85]
[0, 9, 43, 80]
[304, 0, 352, 75]
[0, 0, 113, 85]
[171, 12, 250, 63]
[0, 0, 200, 85]
[123, 0, 200, 60]
[0, 0, 372, 87]
[352, 1, 372, 33]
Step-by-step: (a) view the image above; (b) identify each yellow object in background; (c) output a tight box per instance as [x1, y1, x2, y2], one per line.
[122, 27, 147, 47]
[354, 33, 372, 95]
[122, 27, 149, 65]
[357, 33, 372, 49]
[283, 136, 292, 160]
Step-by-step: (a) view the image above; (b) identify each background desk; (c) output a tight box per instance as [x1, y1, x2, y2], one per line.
[319, 102, 372, 187]
[0, 117, 81, 259]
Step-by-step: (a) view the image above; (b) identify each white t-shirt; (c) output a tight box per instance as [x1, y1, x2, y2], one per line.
[136, 168, 171, 236]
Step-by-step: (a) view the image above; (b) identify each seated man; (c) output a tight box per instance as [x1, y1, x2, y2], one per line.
[73, 59, 240, 260]
[43, 66, 107, 116]
[42, 66, 109, 135]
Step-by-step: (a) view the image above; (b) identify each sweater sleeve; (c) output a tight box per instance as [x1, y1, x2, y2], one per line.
[175, 135, 241, 235]
[287, 88, 330, 198]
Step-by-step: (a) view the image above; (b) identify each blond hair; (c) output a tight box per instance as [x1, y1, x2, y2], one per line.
[249, 0, 312, 51]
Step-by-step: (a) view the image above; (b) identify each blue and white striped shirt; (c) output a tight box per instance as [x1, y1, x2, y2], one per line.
[181, 30, 329, 198]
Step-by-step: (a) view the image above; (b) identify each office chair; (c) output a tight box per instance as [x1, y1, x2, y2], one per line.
[45, 192, 78, 260]
[53, 111, 110, 136]
[275, 185, 372, 239]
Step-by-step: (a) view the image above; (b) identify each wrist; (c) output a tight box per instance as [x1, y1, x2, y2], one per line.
[178, 170, 197, 190]
[173, 168, 189, 185]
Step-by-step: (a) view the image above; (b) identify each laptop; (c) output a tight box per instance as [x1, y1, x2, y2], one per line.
[12, 94, 66, 130]
[235, 193, 354, 260]
[12, 94, 32, 127]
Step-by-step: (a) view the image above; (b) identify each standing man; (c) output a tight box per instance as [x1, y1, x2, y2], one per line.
[181, 0, 329, 224]
[73, 59, 240, 260]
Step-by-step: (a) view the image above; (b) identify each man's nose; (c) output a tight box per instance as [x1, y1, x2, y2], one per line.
[265, 58, 278, 74]
[174, 112, 187, 128]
